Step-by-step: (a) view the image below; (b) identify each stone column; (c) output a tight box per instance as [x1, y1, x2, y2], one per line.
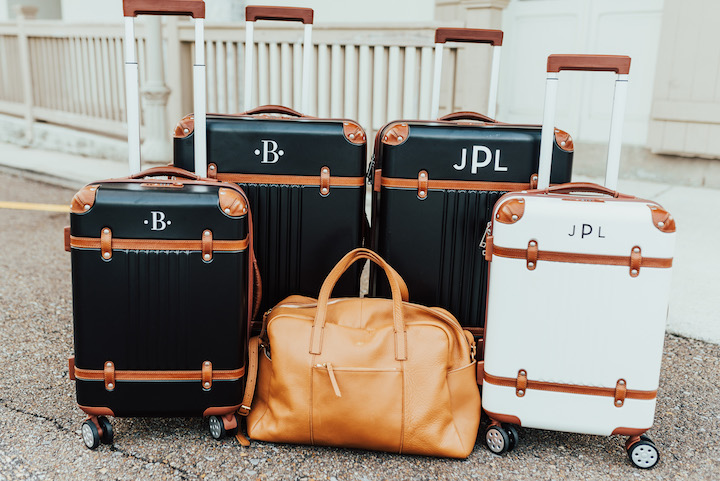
[140, 16, 171, 162]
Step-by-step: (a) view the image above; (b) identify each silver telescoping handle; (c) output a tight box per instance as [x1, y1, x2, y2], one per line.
[244, 6, 314, 114]
[431, 28, 504, 120]
[123, 0, 207, 177]
[537, 54, 631, 191]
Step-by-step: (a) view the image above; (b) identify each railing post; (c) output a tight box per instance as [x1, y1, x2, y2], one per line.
[141, 16, 171, 162]
[164, 16, 184, 137]
[14, 5, 38, 143]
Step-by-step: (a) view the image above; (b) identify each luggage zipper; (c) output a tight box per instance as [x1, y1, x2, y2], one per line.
[480, 222, 492, 256]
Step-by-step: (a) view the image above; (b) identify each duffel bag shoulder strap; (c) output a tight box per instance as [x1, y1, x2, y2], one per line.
[238, 336, 261, 417]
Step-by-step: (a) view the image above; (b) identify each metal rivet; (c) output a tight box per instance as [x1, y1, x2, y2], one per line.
[401, 123, 406, 127]
[343, 122, 349, 126]
[383, 136, 388, 141]
[529, 241, 536, 246]
[397, 136, 403, 141]
[520, 370, 526, 375]
[511, 214, 518, 221]
[205, 361, 210, 366]
[322, 188, 328, 193]
[210, 165, 215, 170]
[106, 362, 112, 367]
[224, 208, 230, 214]
[183, 128, 189, 134]
[204, 231, 210, 236]
[496, 214, 500, 219]
[658, 221, 665, 227]
[108, 383, 114, 389]
[103, 252, 110, 258]
[518, 199, 524, 203]
[349, 133, 355, 139]
[84, 204, 90, 210]
[619, 380, 625, 385]
[631, 269, 638, 275]
[322, 168, 328, 174]
[420, 172, 426, 178]
[528, 262, 534, 267]
[90, 187, 95, 191]
[204, 382, 210, 388]
[419, 190, 425, 196]
[241, 207, 246, 213]
[561, 141, 566, 146]
[204, 254, 211, 260]
[616, 400, 623, 406]
[103, 229, 109, 234]
[517, 390, 524, 396]
[633, 247, 640, 253]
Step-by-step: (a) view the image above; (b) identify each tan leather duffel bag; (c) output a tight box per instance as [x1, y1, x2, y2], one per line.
[238, 248, 480, 458]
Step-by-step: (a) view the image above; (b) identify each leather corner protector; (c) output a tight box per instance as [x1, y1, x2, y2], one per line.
[70, 185, 99, 214]
[218, 188, 248, 217]
[343, 121, 367, 145]
[648, 204, 676, 233]
[554, 128, 574, 152]
[381, 122, 409, 146]
[68, 356, 76, 381]
[173, 114, 195, 138]
[495, 198, 525, 224]
[64, 226, 71, 252]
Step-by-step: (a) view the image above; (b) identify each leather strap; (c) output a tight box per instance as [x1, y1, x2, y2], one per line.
[491, 245, 672, 271]
[215, 173, 365, 187]
[74, 366, 245, 382]
[238, 336, 261, 416]
[70, 235, 249, 253]
[378, 176, 532, 193]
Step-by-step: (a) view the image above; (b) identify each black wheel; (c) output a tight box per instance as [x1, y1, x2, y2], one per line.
[98, 416, 114, 445]
[208, 415, 226, 440]
[485, 425, 510, 454]
[504, 424, 519, 452]
[81, 420, 101, 450]
[628, 439, 660, 469]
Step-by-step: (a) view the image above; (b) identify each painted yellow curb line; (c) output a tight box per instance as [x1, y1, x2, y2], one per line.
[0, 201, 69, 213]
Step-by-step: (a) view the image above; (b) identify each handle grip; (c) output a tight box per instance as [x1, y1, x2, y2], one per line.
[123, 0, 205, 18]
[435, 28, 503, 46]
[547, 54, 631, 74]
[245, 6, 313, 24]
[543, 182, 634, 199]
[242, 105, 306, 117]
[438, 111, 497, 123]
[127, 166, 203, 180]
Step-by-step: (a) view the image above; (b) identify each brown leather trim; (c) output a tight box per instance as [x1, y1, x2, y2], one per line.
[434, 28, 503, 46]
[483, 410, 522, 426]
[484, 372, 657, 401]
[64, 226, 71, 252]
[101, 228, 112, 260]
[68, 356, 76, 381]
[526, 240, 537, 270]
[238, 336, 261, 416]
[516, 369, 527, 397]
[70, 185, 99, 214]
[417, 171, 428, 199]
[203, 404, 242, 417]
[139, 182, 184, 188]
[241, 105, 306, 117]
[547, 54, 631, 75]
[615, 379, 627, 407]
[245, 6, 313, 24]
[173, 114, 194, 138]
[123, 0, 205, 18]
[320, 167, 330, 196]
[202, 361, 212, 391]
[438, 111, 497, 123]
[555, 128, 574, 152]
[615, 427, 650, 437]
[70, 235, 249, 253]
[476, 360, 484, 386]
[78, 405, 115, 417]
[495, 198, 526, 224]
[630, 246, 641, 277]
[484, 235, 494, 261]
[343, 121, 367, 145]
[202, 230, 213, 262]
[215, 173, 365, 187]
[74, 366, 245, 382]
[379, 177, 532, 192]
[649, 204, 676, 233]
[218, 188, 248, 217]
[464, 327, 484, 337]
[381, 122, 409, 146]
[207, 163, 218, 179]
[104, 361, 115, 391]
[491, 245, 673, 270]
[373, 169, 382, 193]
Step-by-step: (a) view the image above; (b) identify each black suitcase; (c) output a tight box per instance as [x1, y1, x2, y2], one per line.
[66, 1, 256, 449]
[370, 28, 574, 339]
[174, 6, 366, 324]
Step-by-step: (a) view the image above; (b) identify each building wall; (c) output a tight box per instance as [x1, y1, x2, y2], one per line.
[3, 0, 61, 20]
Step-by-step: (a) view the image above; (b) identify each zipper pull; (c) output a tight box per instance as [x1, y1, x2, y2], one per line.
[480, 221, 492, 256]
[326, 363, 342, 397]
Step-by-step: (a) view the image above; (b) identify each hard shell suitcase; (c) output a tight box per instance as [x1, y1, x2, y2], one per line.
[65, 0, 257, 448]
[173, 6, 367, 324]
[369, 28, 574, 337]
[481, 55, 676, 468]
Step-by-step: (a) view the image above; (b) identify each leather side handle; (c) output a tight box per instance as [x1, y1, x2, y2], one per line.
[127, 166, 202, 180]
[547, 54, 631, 74]
[123, 0, 205, 18]
[241, 105, 306, 117]
[435, 28, 503, 46]
[543, 182, 635, 199]
[245, 6, 313, 24]
[438, 111, 497, 123]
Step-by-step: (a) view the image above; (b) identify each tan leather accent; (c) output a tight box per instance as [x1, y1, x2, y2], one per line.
[74, 366, 245, 382]
[64, 227, 71, 252]
[139, 182, 184, 188]
[128, 166, 202, 181]
[245, 5, 313, 24]
[70, 185, 99, 214]
[530, 174, 539, 189]
[241, 105, 306, 117]
[417, 170, 428, 199]
[343, 121, 366, 145]
[202, 230, 213, 262]
[104, 361, 115, 391]
[70, 235, 248, 253]
[526, 240, 538, 270]
[484, 235, 494, 261]
[215, 173, 364, 187]
[516, 369, 527, 397]
[379, 177, 532, 193]
[123, 0, 205, 18]
[78, 405, 115, 417]
[495, 198, 525, 224]
[491, 245, 673, 270]
[555, 128, 574, 152]
[484, 372, 657, 401]
[617, 427, 650, 437]
[320, 167, 330, 196]
[476, 360, 484, 385]
[100, 228, 112, 261]
[218, 188, 247, 217]
[438, 111, 497, 123]
[202, 361, 212, 391]
[68, 356, 76, 381]
[238, 336, 262, 416]
[381, 122, 409, 146]
[207, 163, 218, 179]
[483, 410, 522, 426]
[173, 114, 195, 138]
[543, 182, 630, 198]
[630, 246, 641, 277]
[373, 169, 382, 192]
[547, 54, 631, 75]
[649, 204, 676, 233]
[435, 28, 503, 46]
[203, 404, 242, 417]
[615, 379, 627, 407]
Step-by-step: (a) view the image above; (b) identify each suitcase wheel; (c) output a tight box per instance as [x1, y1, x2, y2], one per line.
[485, 424, 515, 455]
[98, 416, 114, 445]
[627, 435, 659, 469]
[208, 414, 239, 440]
[81, 420, 100, 450]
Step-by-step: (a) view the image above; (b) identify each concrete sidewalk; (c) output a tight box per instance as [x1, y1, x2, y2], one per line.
[0, 141, 717, 344]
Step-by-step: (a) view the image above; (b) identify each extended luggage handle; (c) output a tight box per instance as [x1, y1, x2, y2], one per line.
[244, 5, 313, 115]
[431, 28, 504, 119]
[537, 54, 631, 191]
[123, 0, 207, 177]
[310, 248, 408, 361]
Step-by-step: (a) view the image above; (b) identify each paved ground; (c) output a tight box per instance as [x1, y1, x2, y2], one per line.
[0, 171, 719, 479]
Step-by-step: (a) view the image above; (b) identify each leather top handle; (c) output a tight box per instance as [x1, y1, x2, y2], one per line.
[123, 0, 205, 18]
[435, 28, 503, 46]
[543, 182, 635, 199]
[438, 111, 498, 123]
[245, 6, 313, 24]
[241, 105, 306, 117]
[310, 248, 408, 361]
[127, 165, 203, 180]
[547, 54, 631, 74]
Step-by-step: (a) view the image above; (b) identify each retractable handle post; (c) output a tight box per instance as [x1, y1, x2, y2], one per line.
[244, 6, 314, 114]
[123, 0, 207, 177]
[431, 28, 504, 120]
[537, 54, 631, 190]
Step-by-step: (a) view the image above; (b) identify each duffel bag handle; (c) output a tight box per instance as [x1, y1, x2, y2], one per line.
[310, 248, 409, 361]
[127, 165, 203, 180]
[543, 182, 635, 199]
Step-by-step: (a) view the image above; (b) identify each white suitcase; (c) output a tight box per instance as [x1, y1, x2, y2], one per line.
[480, 55, 676, 469]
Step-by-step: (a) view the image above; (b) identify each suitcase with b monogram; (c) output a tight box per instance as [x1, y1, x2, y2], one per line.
[65, 0, 257, 449]
[173, 6, 367, 325]
[369, 28, 574, 338]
